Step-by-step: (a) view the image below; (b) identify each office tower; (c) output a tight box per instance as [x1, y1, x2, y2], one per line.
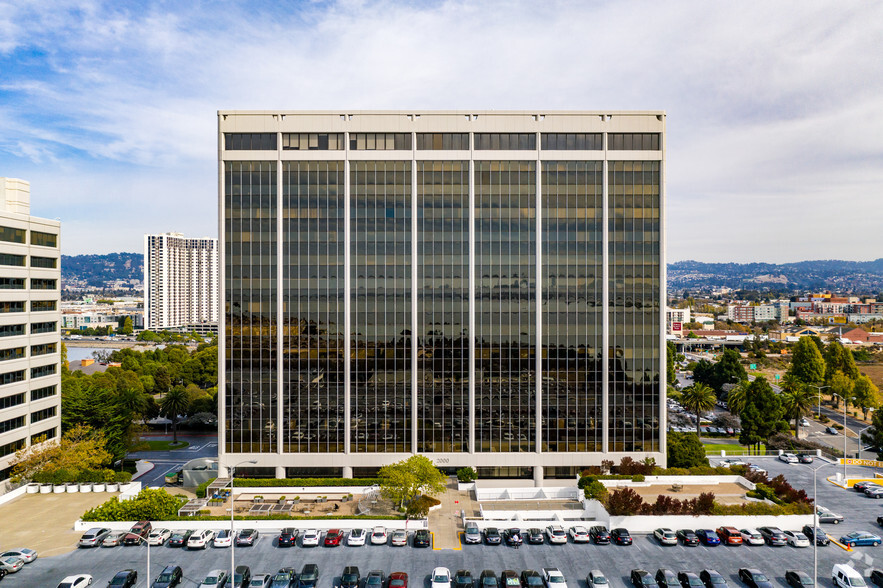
[219, 111, 665, 482]
[0, 178, 61, 479]
[144, 232, 219, 331]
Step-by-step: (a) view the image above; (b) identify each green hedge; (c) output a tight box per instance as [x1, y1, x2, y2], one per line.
[33, 469, 132, 485]
[82, 488, 187, 522]
[197, 477, 382, 498]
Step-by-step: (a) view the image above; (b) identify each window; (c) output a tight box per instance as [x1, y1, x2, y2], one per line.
[31, 300, 57, 312]
[31, 364, 57, 379]
[281, 133, 344, 150]
[30, 343, 56, 357]
[0, 254, 25, 267]
[31, 256, 57, 268]
[30, 426, 56, 444]
[474, 133, 537, 150]
[31, 384, 57, 402]
[30, 322, 56, 334]
[608, 133, 660, 150]
[30, 231, 57, 247]
[0, 302, 24, 314]
[0, 347, 24, 362]
[30, 278, 56, 290]
[0, 226, 25, 244]
[224, 133, 277, 150]
[416, 133, 469, 150]
[31, 406, 56, 423]
[0, 439, 24, 458]
[541, 133, 603, 150]
[0, 393, 24, 410]
[0, 416, 24, 434]
[349, 133, 412, 150]
[0, 324, 24, 337]
[0, 278, 25, 289]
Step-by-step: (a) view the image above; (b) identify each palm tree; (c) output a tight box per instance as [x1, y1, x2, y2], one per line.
[781, 384, 815, 439]
[160, 387, 190, 444]
[681, 383, 717, 437]
[725, 381, 749, 416]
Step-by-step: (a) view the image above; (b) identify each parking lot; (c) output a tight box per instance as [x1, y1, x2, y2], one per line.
[5, 457, 883, 587]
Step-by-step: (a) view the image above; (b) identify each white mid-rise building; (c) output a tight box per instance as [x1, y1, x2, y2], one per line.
[144, 232, 218, 330]
[0, 178, 61, 480]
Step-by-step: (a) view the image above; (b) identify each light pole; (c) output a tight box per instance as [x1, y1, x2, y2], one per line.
[809, 384, 830, 417]
[832, 393, 848, 480]
[806, 459, 837, 587]
[230, 459, 256, 586]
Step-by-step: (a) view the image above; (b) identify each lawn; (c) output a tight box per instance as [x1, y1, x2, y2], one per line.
[143, 440, 190, 451]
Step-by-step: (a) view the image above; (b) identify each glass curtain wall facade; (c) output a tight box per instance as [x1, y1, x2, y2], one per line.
[219, 111, 665, 480]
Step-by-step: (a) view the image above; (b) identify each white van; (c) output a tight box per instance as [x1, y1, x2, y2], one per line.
[833, 564, 866, 588]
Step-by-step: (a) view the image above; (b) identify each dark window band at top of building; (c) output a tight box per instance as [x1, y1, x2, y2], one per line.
[416, 133, 469, 150]
[31, 231, 57, 248]
[541, 133, 603, 150]
[0, 226, 25, 244]
[282, 133, 344, 150]
[608, 133, 660, 150]
[349, 133, 412, 150]
[224, 133, 277, 150]
[474, 133, 536, 150]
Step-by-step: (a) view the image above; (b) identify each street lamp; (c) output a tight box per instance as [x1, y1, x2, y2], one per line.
[805, 459, 837, 587]
[832, 393, 848, 480]
[230, 459, 257, 586]
[809, 384, 830, 417]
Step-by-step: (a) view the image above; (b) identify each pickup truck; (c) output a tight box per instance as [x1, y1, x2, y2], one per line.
[543, 568, 567, 588]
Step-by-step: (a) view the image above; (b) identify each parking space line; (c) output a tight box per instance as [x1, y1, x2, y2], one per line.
[453, 533, 462, 551]
[431, 531, 439, 550]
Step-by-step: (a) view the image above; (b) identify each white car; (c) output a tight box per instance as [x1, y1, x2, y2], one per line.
[779, 453, 799, 464]
[301, 529, 320, 547]
[543, 568, 567, 588]
[747, 464, 767, 475]
[199, 570, 228, 588]
[784, 530, 811, 547]
[147, 528, 171, 546]
[187, 529, 214, 549]
[0, 548, 36, 563]
[719, 458, 747, 467]
[653, 528, 678, 545]
[586, 570, 608, 588]
[348, 528, 367, 546]
[391, 530, 408, 546]
[569, 526, 590, 543]
[739, 528, 765, 545]
[213, 529, 233, 547]
[370, 526, 388, 545]
[56, 575, 93, 588]
[431, 567, 452, 588]
[546, 525, 568, 544]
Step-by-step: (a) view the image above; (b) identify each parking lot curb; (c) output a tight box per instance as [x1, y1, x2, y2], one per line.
[827, 477, 849, 489]
[829, 536, 853, 551]
[431, 531, 439, 550]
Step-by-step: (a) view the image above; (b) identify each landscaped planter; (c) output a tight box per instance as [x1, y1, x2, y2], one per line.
[79, 483, 92, 493]
[53, 484, 66, 493]
[106, 483, 119, 492]
[39, 484, 53, 494]
[26, 483, 39, 494]
[92, 483, 106, 492]
[118, 483, 131, 493]
[66, 483, 79, 493]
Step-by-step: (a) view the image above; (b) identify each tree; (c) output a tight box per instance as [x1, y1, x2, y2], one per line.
[10, 424, 112, 482]
[724, 381, 749, 415]
[120, 316, 134, 335]
[824, 341, 859, 381]
[788, 337, 826, 385]
[666, 341, 677, 384]
[666, 432, 709, 469]
[853, 375, 881, 420]
[739, 376, 788, 452]
[829, 371, 855, 410]
[692, 360, 717, 388]
[780, 378, 814, 438]
[713, 349, 748, 390]
[869, 408, 883, 461]
[160, 387, 189, 444]
[378, 455, 447, 511]
[680, 383, 716, 436]
[606, 487, 644, 516]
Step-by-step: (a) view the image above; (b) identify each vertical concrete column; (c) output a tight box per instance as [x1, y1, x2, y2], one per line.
[342, 466, 353, 478]
[602, 129, 610, 455]
[344, 132, 352, 455]
[217, 116, 227, 463]
[277, 127, 284, 458]
[535, 133, 543, 455]
[411, 133, 419, 454]
[534, 465, 544, 487]
[276, 466, 286, 479]
[468, 134, 476, 455]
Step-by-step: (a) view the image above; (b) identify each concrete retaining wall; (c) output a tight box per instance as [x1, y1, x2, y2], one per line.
[73, 518, 426, 533]
[475, 486, 579, 501]
[607, 513, 813, 533]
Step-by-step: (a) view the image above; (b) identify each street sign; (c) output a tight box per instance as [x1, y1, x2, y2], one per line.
[840, 458, 883, 468]
[774, 374, 780, 380]
[749, 364, 757, 370]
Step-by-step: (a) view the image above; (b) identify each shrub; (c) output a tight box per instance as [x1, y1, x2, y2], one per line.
[583, 481, 608, 503]
[114, 471, 133, 483]
[456, 467, 477, 483]
[407, 494, 442, 517]
[632, 474, 645, 482]
[606, 488, 644, 516]
[195, 478, 216, 498]
[82, 488, 188, 521]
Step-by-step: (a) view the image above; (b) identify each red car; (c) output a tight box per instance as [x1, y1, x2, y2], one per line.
[390, 572, 408, 588]
[122, 521, 152, 546]
[324, 529, 343, 547]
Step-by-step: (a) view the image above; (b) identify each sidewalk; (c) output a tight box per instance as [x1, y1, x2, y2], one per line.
[0, 493, 113, 556]
[428, 477, 478, 550]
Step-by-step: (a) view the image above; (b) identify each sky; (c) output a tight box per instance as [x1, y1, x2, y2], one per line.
[0, 0, 881, 263]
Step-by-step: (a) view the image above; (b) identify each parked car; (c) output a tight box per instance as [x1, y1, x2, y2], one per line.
[108, 569, 138, 588]
[802, 525, 830, 546]
[366, 570, 385, 588]
[249, 575, 272, 588]
[569, 526, 590, 543]
[413, 529, 431, 548]
[0, 558, 23, 573]
[148, 528, 171, 546]
[0, 548, 36, 563]
[323, 529, 343, 547]
[527, 528, 544, 544]
[390, 572, 409, 588]
[479, 571, 499, 588]
[699, 570, 727, 588]
[758, 527, 787, 546]
[340, 567, 361, 588]
[484, 528, 502, 545]
[187, 529, 214, 550]
[653, 528, 678, 546]
[589, 526, 611, 544]
[454, 570, 472, 588]
[783, 531, 811, 547]
[297, 565, 319, 588]
[655, 570, 678, 588]
[747, 464, 767, 475]
[432, 568, 452, 588]
[611, 528, 632, 545]
[799, 454, 814, 464]
[371, 527, 388, 545]
[737, 569, 773, 588]
[504, 529, 523, 546]
[586, 571, 608, 588]
[840, 531, 882, 547]
[785, 570, 814, 588]
[546, 525, 568, 545]
[832, 564, 865, 588]
[123, 521, 152, 546]
[347, 528, 366, 546]
[498, 571, 519, 588]
[854, 481, 880, 492]
[198, 570, 228, 588]
[234, 566, 251, 588]
[236, 529, 259, 546]
[817, 507, 844, 524]
[779, 453, 799, 464]
[826, 426, 840, 435]
[301, 529, 320, 547]
[78, 527, 111, 548]
[865, 487, 883, 499]
[695, 529, 720, 546]
[213, 530, 233, 548]
[277, 528, 296, 547]
[464, 523, 481, 544]
[520, 571, 544, 588]
[152, 565, 183, 588]
[102, 532, 125, 547]
[716, 527, 742, 545]
[719, 458, 747, 467]
[167, 530, 193, 548]
[739, 529, 764, 545]
[677, 572, 703, 588]
[630, 570, 658, 588]
[542, 568, 567, 588]
[57, 575, 94, 588]
[390, 530, 408, 546]
[270, 569, 295, 588]
[676, 529, 699, 546]
[871, 570, 883, 588]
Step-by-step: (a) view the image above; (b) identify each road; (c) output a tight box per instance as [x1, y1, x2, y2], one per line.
[128, 434, 219, 487]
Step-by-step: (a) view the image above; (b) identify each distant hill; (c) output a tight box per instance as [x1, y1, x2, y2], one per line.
[62, 252, 142, 289]
[669, 259, 883, 293]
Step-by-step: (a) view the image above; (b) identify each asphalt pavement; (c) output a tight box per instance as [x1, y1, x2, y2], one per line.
[128, 433, 219, 487]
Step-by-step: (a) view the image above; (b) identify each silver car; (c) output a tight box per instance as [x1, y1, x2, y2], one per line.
[78, 527, 111, 548]
[199, 569, 228, 587]
[0, 549, 36, 563]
